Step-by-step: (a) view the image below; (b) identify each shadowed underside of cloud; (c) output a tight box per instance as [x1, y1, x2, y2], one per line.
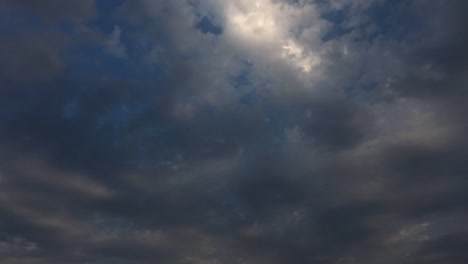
[0, 0, 467, 263]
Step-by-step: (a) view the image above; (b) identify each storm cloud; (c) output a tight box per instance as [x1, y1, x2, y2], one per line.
[0, 0, 467, 263]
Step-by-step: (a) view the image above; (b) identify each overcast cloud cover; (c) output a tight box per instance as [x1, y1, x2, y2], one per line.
[0, 0, 467, 263]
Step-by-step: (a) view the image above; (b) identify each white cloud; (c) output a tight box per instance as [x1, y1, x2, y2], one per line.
[136, 0, 421, 120]
[138, 0, 330, 105]
[221, 0, 324, 74]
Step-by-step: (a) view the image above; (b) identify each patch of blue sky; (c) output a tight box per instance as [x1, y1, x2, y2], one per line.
[196, 16, 223, 35]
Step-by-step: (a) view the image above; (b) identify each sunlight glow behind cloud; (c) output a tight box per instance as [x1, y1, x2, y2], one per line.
[224, 0, 320, 73]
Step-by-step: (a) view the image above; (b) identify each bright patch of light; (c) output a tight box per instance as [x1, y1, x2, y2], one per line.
[282, 40, 319, 73]
[227, 0, 278, 45]
[224, 0, 320, 73]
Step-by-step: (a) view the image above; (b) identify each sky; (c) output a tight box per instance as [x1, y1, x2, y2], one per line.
[0, 0, 467, 263]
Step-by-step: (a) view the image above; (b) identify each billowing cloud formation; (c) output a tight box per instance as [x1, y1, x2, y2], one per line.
[222, 0, 322, 72]
[1, 0, 468, 263]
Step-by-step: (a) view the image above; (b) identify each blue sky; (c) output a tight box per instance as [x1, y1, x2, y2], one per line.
[1, 1, 468, 263]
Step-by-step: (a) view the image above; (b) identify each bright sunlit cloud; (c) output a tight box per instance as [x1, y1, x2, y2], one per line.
[223, 0, 320, 73]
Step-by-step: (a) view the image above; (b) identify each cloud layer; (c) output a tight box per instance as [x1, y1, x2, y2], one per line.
[1, 0, 467, 263]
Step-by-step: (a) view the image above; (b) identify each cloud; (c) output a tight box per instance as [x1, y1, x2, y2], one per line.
[105, 25, 127, 58]
[1, 0, 468, 263]
[0, 35, 64, 82]
[222, 0, 323, 72]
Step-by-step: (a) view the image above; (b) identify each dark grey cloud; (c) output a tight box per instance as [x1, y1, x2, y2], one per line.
[0, 0, 467, 263]
[414, 231, 468, 264]
[0, 34, 65, 82]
